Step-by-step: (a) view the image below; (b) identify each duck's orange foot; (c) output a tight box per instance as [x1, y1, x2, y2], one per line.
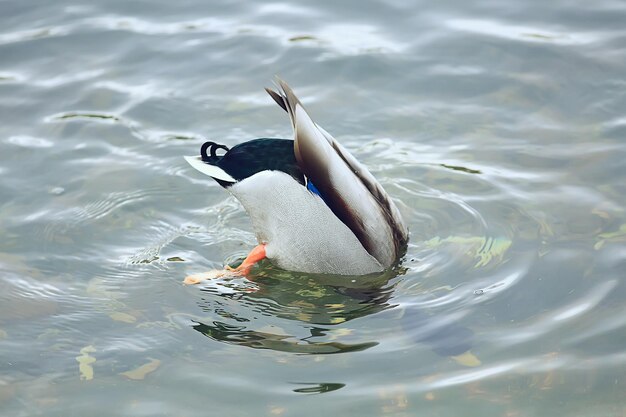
[183, 269, 233, 285]
[226, 244, 267, 275]
[184, 244, 267, 285]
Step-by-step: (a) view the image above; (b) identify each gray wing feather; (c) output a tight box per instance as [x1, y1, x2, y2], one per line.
[266, 78, 408, 267]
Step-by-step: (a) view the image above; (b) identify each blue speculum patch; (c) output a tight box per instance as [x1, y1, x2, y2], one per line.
[306, 180, 322, 197]
[306, 180, 331, 208]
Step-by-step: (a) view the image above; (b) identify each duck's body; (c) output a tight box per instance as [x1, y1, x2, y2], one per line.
[185, 80, 408, 276]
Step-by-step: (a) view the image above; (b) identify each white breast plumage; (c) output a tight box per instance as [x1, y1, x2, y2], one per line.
[229, 171, 383, 275]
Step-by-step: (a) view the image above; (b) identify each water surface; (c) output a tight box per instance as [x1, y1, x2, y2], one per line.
[1, 0, 625, 416]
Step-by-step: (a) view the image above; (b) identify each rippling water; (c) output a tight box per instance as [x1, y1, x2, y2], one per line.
[1, 0, 625, 416]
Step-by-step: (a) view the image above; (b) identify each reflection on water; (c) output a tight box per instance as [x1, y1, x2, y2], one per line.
[1, 0, 626, 414]
[192, 321, 379, 354]
[291, 382, 346, 394]
[190, 264, 476, 359]
[191, 265, 394, 354]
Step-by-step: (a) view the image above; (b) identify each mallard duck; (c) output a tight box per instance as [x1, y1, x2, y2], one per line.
[184, 79, 408, 282]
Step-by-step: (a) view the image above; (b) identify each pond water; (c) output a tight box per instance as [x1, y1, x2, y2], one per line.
[1, 0, 625, 416]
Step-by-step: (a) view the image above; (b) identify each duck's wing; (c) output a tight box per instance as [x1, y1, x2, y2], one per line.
[266, 79, 409, 267]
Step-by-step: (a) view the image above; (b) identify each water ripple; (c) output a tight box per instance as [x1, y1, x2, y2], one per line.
[64, 189, 154, 223]
[5, 135, 54, 148]
[0, 25, 72, 45]
[0, 14, 407, 57]
[485, 280, 618, 347]
[445, 18, 605, 45]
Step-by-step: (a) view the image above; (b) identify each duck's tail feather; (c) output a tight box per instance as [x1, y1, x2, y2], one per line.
[200, 141, 230, 163]
[185, 141, 236, 184]
[184, 155, 237, 183]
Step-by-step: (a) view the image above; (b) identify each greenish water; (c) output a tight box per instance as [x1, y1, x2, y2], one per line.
[1, 1, 625, 416]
